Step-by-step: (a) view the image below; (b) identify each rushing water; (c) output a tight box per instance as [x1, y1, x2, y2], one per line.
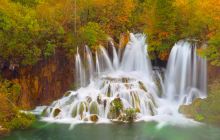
[1, 121, 220, 140]
[1, 33, 211, 139]
[38, 33, 207, 124]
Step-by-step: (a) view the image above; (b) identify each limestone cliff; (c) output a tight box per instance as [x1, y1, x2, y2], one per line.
[1, 49, 74, 109]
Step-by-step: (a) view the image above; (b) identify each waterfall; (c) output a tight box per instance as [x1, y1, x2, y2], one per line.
[85, 45, 94, 81]
[120, 34, 152, 77]
[164, 41, 207, 104]
[75, 48, 86, 87]
[39, 34, 207, 124]
[110, 41, 120, 70]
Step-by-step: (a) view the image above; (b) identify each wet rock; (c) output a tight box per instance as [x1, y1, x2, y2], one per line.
[41, 107, 51, 117]
[108, 98, 123, 119]
[89, 101, 99, 115]
[86, 96, 92, 103]
[122, 77, 129, 83]
[71, 104, 78, 118]
[148, 101, 157, 116]
[130, 91, 141, 112]
[90, 114, 99, 122]
[107, 85, 111, 97]
[138, 81, 148, 92]
[103, 99, 107, 110]
[97, 95, 102, 104]
[63, 91, 71, 97]
[78, 102, 87, 119]
[53, 108, 61, 117]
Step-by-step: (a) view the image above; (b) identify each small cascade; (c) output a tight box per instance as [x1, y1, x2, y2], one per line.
[99, 46, 114, 72]
[95, 51, 101, 77]
[110, 41, 119, 70]
[164, 41, 207, 104]
[120, 34, 153, 81]
[85, 45, 94, 81]
[75, 48, 86, 87]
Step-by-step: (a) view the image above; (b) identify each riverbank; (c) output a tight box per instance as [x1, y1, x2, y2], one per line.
[179, 79, 220, 125]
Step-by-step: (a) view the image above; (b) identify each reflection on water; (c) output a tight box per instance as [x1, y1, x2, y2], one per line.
[1, 121, 220, 140]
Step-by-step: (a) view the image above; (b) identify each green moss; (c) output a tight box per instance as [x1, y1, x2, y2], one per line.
[179, 80, 220, 125]
[123, 108, 137, 122]
[0, 79, 35, 132]
[195, 114, 205, 121]
[5, 112, 36, 130]
[89, 101, 99, 115]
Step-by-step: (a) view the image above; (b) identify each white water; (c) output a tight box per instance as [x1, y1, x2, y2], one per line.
[39, 34, 207, 125]
[164, 41, 207, 105]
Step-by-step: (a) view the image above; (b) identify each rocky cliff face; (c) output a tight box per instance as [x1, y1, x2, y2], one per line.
[1, 49, 74, 109]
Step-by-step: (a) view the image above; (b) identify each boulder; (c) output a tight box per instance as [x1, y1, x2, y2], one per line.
[89, 101, 99, 115]
[90, 114, 99, 122]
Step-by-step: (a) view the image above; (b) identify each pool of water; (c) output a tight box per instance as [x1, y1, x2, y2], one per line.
[1, 121, 220, 140]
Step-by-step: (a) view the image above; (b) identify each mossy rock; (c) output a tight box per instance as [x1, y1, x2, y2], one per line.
[71, 104, 78, 118]
[53, 108, 61, 117]
[63, 91, 71, 97]
[89, 101, 99, 115]
[78, 102, 88, 119]
[90, 114, 99, 122]
[108, 98, 123, 119]
[107, 85, 111, 97]
[148, 101, 156, 116]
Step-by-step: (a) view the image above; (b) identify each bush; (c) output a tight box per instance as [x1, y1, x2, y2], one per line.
[5, 112, 36, 130]
[0, 79, 35, 131]
[121, 108, 137, 122]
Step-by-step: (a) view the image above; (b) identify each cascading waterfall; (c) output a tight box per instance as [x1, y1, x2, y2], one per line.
[75, 48, 86, 87]
[39, 33, 207, 124]
[85, 45, 94, 81]
[164, 41, 207, 105]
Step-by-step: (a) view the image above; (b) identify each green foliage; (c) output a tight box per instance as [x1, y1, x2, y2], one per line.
[123, 108, 137, 122]
[0, 79, 21, 103]
[0, 79, 35, 130]
[108, 98, 123, 119]
[0, 0, 219, 66]
[78, 22, 107, 49]
[179, 80, 220, 125]
[11, 0, 39, 7]
[5, 112, 36, 130]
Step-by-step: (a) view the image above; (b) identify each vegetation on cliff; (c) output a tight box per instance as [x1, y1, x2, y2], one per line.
[179, 80, 220, 125]
[0, 78, 35, 135]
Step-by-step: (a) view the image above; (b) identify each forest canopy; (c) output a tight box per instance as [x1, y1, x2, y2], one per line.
[0, 0, 219, 66]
